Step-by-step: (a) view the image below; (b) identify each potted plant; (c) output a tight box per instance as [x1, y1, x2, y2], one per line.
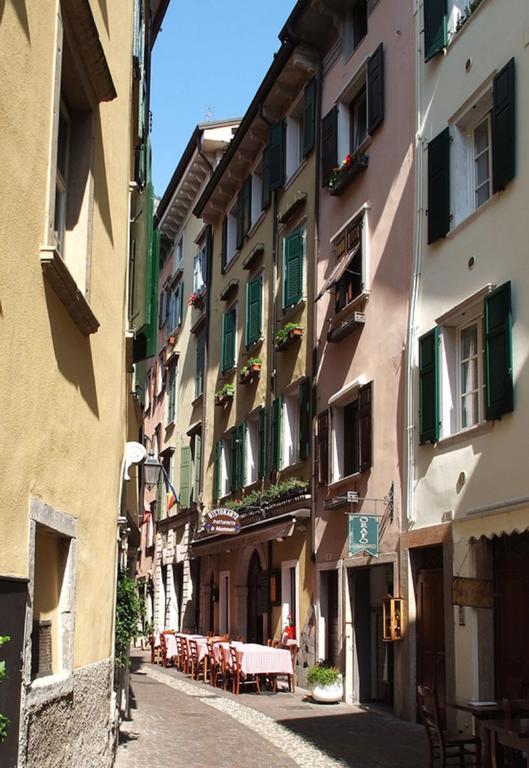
[240, 357, 262, 383]
[276, 322, 303, 350]
[284, 613, 296, 641]
[188, 291, 204, 308]
[215, 383, 234, 405]
[307, 663, 343, 704]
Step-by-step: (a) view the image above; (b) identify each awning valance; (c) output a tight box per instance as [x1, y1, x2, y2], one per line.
[316, 244, 360, 301]
[453, 498, 529, 543]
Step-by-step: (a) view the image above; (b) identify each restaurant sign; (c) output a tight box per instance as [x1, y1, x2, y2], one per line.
[204, 507, 241, 535]
[348, 514, 379, 557]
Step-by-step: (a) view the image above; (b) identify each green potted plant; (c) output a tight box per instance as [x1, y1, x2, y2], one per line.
[276, 322, 303, 350]
[240, 357, 262, 382]
[307, 662, 343, 703]
[215, 383, 234, 405]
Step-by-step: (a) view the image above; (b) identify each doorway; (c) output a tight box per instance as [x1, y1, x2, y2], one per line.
[0, 577, 28, 768]
[319, 569, 339, 666]
[415, 546, 446, 723]
[247, 550, 264, 644]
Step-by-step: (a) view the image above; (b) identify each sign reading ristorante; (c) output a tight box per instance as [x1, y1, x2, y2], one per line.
[204, 507, 241, 535]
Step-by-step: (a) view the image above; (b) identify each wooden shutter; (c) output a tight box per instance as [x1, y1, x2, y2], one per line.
[243, 176, 252, 236]
[484, 282, 513, 420]
[236, 187, 244, 250]
[283, 229, 303, 309]
[344, 399, 359, 475]
[261, 146, 271, 209]
[230, 430, 238, 493]
[222, 308, 236, 372]
[238, 422, 247, 489]
[179, 445, 192, 509]
[298, 378, 311, 461]
[246, 274, 262, 346]
[367, 43, 384, 135]
[221, 216, 228, 270]
[321, 107, 338, 186]
[424, 0, 447, 62]
[258, 407, 268, 479]
[193, 434, 202, 502]
[427, 128, 450, 244]
[213, 440, 222, 500]
[419, 327, 440, 444]
[303, 78, 316, 156]
[271, 397, 282, 472]
[358, 382, 372, 472]
[269, 121, 285, 191]
[492, 58, 515, 193]
[195, 332, 205, 397]
[317, 411, 329, 485]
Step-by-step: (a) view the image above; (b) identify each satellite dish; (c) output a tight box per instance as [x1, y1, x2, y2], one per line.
[124, 441, 147, 480]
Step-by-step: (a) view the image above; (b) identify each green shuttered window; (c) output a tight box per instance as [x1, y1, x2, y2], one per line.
[258, 407, 268, 479]
[221, 306, 236, 372]
[246, 275, 262, 347]
[271, 397, 282, 472]
[427, 128, 450, 244]
[419, 328, 440, 444]
[303, 78, 316, 157]
[179, 445, 192, 509]
[221, 216, 228, 271]
[213, 440, 222, 501]
[492, 58, 515, 193]
[193, 434, 202, 503]
[195, 332, 205, 397]
[484, 282, 513, 421]
[424, 0, 447, 62]
[283, 229, 303, 309]
[367, 43, 384, 135]
[321, 106, 338, 187]
[299, 378, 311, 461]
[268, 121, 285, 191]
[230, 424, 246, 492]
[167, 364, 176, 423]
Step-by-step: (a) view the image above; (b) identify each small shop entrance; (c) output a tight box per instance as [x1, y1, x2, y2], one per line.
[319, 569, 340, 666]
[247, 550, 264, 644]
[350, 564, 394, 707]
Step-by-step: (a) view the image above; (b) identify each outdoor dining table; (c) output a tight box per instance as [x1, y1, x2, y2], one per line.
[216, 642, 293, 676]
[481, 717, 529, 768]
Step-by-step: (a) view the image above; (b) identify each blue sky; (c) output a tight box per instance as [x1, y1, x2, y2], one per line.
[150, 1, 297, 196]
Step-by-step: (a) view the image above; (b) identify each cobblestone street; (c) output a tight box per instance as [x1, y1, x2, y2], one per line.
[115, 653, 427, 768]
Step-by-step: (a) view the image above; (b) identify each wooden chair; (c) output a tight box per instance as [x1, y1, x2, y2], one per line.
[229, 646, 260, 695]
[188, 639, 203, 680]
[149, 634, 161, 664]
[271, 643, 297, 693]
[417, 685, 481, 767]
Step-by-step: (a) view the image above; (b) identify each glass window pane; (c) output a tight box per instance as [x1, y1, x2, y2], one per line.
[474, 118, 489, 155]
[476, 183, 490, 208]
[461, 393, 478, 429]
[475, 152, 489, 187]
[461, 325, 477, 361]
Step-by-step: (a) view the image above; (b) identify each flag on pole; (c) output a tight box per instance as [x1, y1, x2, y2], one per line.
[162, 464, 178, 513]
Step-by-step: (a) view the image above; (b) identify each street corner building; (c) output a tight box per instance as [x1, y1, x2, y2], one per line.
[0, 1, 169, 766]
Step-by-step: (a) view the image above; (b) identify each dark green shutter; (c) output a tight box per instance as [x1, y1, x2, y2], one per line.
[135, 143, 146, 187]
[243, 176, 252, 235]
[221, 308, 236, 372]
[268, 121, 285, 191]
[424, 0, 447, 62]
[213, 440, 222, 501]
[484, 282, 513, 420]
[238, 422, 247, 489]
[236, 187, 244, 250]
[367, 44, 384, 135]
[299, 378, 311, 461]
[283, 229, 303, 309]
[258, 407, 268, 479]
[419, 327, 440, 444]
[321, 107, 338, 186]
[179, 445, 192, 509]
[261, 146, 271, 209]
[193, 434, 202, 503]
[195, 332, 205, 397]
[221, 216, 228, 270]
[230, 430, 238, 493]
[303, 78, 316, 156]
[271, 397, 282, 472]
[492, 58, 515, 193]
[358, 382, 372, 472]
[427, 128, 450, 244]
[168, 365, 176, 422]
[246, 274, 262, 346]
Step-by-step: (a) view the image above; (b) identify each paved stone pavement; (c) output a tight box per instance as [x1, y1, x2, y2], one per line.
[115, 652, 428, 768]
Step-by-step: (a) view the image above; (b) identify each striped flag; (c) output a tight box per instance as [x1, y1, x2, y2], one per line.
[162, 464, 178, 513]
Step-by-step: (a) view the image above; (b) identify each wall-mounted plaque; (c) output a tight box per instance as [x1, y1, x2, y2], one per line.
[452, 577, 493, 609]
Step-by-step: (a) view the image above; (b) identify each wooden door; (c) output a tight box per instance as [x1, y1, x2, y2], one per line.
[416, 568, 446, 721]
[247, 551, 263, 644]
[0, 577, 27, 768]
[494, 534, 529, 699]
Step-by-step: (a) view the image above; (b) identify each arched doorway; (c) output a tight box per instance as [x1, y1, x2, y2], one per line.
[247, 550, 264, 643]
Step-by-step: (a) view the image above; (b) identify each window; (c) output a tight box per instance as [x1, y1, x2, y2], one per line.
[424, 0, 482, 62]
[175, 237, 183, 269]
[330, 381, 372, 482]
[221, 203, 239, 269]
[193, 433, 202, 502]
[428, 59, 515, 242]
[236, 177, 252, 248]
[250, 170, 263, 227]
[344, 0, 368, 58]
[419, 283, 514, 444]
[195, 331, 205, 398]
[281, 391, 300, 469]
[273, 380, 311, 471]
[167, 362, 177, 424]
[179, 445, 192, 509]
[193, 250, 205, 294]
[245, 415, 259, 486]
[286, 98, 305, 180]
[245, 274, 263, 347]
[334, 218, 363, 312]
[282, 228, 304, 309]
[221, 305, 237, 372]
[159, 285, 169, 328]
[281, 560, 298, 639]
[168, 281, 184, 333]
[155, 354, 164, 396]
[350, 85, 367, 152]
[217, 438, 232, 498]
[54, 103, 70, 255]
[144, 371, 151, 411]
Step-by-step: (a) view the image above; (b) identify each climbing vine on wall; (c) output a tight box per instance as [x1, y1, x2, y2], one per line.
[0, 635, 10, 743]
[115, 571, 145, 668]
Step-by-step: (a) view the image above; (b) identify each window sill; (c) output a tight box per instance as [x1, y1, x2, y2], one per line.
[278, 191, 308, 225]
[247, 212, 266, 240]
[282, 299, 306, 323]
[446, 0, 491, 52]
[327, 291, 369, 342]
[436, 420, 494, 449]
[328, 471, 366, 490]
[222, 251, 240, 276]
[191, 393, 204, 408]
[26, 671, 73, 706]
[40, 246, 99, 335]
[284, 160, 308, 193]
[446, 193, 498, 240]
[165, 420, 175, 430]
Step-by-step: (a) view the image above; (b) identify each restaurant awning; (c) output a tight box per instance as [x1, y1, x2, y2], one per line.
[452, 497, 529, 543]
[190, 509, 310, 557]
[315, 243, 360, 301]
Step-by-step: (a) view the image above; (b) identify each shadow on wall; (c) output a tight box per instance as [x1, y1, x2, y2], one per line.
[44, 282, 100, 419]
[94, 110, 114, 248]
[95, 0, 110, 37]
[0, 0, 31, 43]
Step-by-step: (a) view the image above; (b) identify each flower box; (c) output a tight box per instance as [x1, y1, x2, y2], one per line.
[188, 292, 204, 308]
[239, 364, 261, 384]
[276, 325, 303, 351]
[215, 385, 234, 406]
[328, 153, 369, 197]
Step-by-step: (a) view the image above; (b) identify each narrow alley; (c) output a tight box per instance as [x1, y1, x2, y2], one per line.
[116, 653, 427, 768]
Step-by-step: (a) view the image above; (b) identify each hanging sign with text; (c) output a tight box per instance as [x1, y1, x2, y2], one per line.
[348, 514, 380, 557]
[204, 507, 241, 535]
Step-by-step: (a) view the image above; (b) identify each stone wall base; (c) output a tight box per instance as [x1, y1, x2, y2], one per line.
[19, 657, 114, 768]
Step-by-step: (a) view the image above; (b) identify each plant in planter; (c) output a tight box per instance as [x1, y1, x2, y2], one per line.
[307, 663, 343, 704]
[187, 291, 204, 307]
[240, 357, 262, 382]
[284, 613, 296, 641]
[276, 322, 303, 350]
[215, 383, 234, 405]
